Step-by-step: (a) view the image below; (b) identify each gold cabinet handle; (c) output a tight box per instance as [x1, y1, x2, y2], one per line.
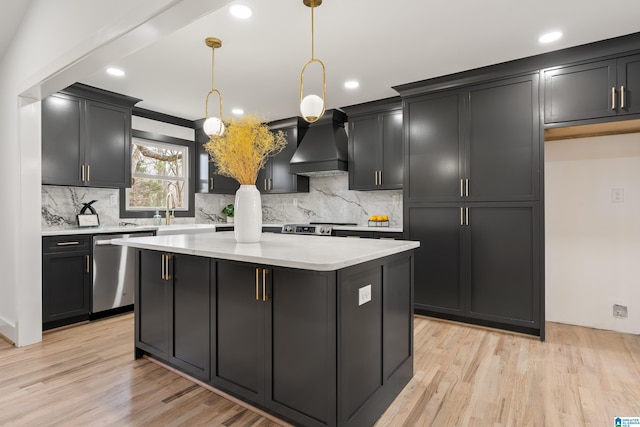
[269, 178, 273, 191]
[460, 179, 463, 197]
[460, 207, 464, 226]
[465, 207, 469, 226]
[161, 254, 165, 280]
[378, 170, 382, 186]
[465, 179, 469, 197]
[165, 255, 172, 280]
[262, 268, 269, 302]
[256, 268, 260, 300]
[210, 177, 214, 191]
[81, 165, 85, 182]
[56, 241, 80, 246]
[374, 171, 378, 186]
[611, 87, 616, 110]
[85, 255, 90, 273]
[87, 164, 90, 182]
[620, 85, 625, 109]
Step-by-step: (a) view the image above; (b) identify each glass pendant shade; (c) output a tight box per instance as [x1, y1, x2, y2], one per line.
[300, 94, 324, 122]
[204, 116, 225, 136]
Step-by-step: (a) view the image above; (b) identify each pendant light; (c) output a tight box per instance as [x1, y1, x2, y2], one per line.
[203, 37, 225, 136]
[299, 0, 326, 123]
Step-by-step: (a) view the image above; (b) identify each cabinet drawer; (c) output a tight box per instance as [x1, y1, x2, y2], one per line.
[43, 235, 92, 253]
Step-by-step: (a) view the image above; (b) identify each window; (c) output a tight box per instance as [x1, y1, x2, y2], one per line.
[120, 130, 194, 218]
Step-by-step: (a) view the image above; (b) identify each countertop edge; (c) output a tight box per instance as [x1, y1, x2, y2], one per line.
[112, 234, 419, 271]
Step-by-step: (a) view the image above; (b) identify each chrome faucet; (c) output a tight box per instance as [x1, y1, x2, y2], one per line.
[165, 193, 176, 225]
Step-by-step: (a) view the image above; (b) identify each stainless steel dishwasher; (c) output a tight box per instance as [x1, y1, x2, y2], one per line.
[92, 232, 154, 314]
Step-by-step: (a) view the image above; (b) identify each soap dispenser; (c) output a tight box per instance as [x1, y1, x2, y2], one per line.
[152, 210, 162, 226]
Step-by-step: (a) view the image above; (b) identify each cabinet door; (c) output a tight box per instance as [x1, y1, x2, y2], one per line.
[266, 268, 337, 427]
[213, 261, 266, 404]
[380, 110, 403, 189]
[170, 255, 211, 381]
[405, 91, 463, 202]
[41, 94, 84, 186]
[466, 203, 540, 328]
[349, 114, 380, 190]
[259, 124, 309, 194]
[195, 132, 238, 194]
[136, 250, 170, 359]
[618, 54, 640, 115]
[407, 204, 464, 315]
[42, 251, 91, 329]
[84, 100, 131, 187]
[257, 159, 272, 192]
[467, 75, 539, 201]
[544, 60, 617, 123]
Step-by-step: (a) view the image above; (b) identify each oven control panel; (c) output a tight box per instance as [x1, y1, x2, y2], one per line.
[281, 224, 332, 236]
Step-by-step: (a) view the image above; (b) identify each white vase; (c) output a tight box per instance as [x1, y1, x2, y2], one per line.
[234, 184, 262, 243]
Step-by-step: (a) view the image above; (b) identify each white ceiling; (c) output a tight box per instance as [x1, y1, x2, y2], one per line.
[69, 0, 640, 122]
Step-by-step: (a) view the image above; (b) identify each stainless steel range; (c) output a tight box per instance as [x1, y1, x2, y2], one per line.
[281, 224, 333, 236]
[281, 222, 357, 236]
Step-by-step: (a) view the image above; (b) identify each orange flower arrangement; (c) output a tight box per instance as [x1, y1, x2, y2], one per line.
[204, 115, 287, 185]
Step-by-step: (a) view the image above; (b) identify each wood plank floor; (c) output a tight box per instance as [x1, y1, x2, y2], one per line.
[1, 313, 639, 426]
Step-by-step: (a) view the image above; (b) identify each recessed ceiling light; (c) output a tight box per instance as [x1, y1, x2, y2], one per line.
[229, 4, 252, 19]
[232, 108, 244, 115]
[538, 31, 562, 44]
[106, 67, 125, 77]
[344, 80, 359, 89]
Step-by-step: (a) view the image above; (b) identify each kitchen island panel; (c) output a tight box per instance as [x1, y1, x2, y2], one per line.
[130, 234, 417, 427]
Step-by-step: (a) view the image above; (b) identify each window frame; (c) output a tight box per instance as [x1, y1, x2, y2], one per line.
[119, 129, 195, 218]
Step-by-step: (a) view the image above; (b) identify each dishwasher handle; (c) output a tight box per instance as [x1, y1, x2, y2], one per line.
[95, 239, 116, 246]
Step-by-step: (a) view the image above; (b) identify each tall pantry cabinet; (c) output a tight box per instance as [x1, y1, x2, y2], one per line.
[396, 74, 543, 337]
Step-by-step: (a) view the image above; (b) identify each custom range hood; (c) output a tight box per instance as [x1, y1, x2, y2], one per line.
[290, 109, 348, 176]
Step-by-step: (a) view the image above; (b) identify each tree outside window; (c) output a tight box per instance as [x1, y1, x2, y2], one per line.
[126, 138, 189, 211]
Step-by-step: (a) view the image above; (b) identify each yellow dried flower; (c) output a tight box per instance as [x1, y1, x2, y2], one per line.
[204, 116, 287, 185]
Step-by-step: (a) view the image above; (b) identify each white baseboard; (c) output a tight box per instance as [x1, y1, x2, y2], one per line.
[0, 316, 16, 345]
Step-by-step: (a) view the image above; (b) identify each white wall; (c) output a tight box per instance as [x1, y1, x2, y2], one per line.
[0, 0, 229, 346]
[545, 132, 640, 334]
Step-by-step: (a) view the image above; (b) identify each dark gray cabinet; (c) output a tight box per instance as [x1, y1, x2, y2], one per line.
[194, 122, 239, 194]
[135, 250, 211, 381]
[213, 261, 336, 427]
[544, 54, 640, 124]
[135, 249, 414, 427]
[343, 98, 403, 190]
[41, 83, 139, 188]
[42, 235, 91, 330]
[400, 73, 542, 336]
[405, 74, 540, 203]
[257, 117, 309, 194]
[407, 203, 540, 330]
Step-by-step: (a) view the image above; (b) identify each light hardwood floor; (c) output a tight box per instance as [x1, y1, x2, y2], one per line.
[1, 313, 638, 426]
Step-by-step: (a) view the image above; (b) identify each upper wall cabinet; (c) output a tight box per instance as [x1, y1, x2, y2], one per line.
[343, 98, 403, 191]
[544, 54, 640, 124]
[42, 83, 140, 188]
[404, 74, 540, 203]
[195, 124, 239, 195]
[257, 117, 309, 194]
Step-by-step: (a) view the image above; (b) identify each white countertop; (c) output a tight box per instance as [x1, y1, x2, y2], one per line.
[111, 231, 418, 271]
[42, 223, 403, 236]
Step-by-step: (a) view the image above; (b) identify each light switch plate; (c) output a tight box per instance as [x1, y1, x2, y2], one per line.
[358, 284, 372, 306]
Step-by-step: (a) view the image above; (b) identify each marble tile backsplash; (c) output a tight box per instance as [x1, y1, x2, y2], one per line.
[42, 175, 403, 230]
[196, 175, 403, 227]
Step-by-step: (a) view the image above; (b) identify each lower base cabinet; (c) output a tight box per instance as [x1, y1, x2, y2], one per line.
[135, 250, 211, 381]
[214, 261, 337, 426]
[42, 235, 91, 330]
[408, 202, 541, 336]
[135, 249, 415, 427]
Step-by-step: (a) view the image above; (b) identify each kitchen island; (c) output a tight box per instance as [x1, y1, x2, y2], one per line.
[114, 232, 418, 427]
